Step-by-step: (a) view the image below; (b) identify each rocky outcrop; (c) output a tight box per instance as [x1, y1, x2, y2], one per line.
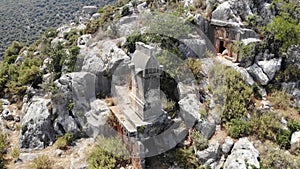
[52, 72, 96, 135]
[286, 45, 300, 69]
[246, 63, 269, 85]
[195, 120, 216, 139]
[178, 94, 201, 127]
[257, 58, 282, 80]
[211, 0, 274, 26]
[221, 137, 234, 154]
[291, 131, 300, 155]
[81, 38, 130, 96]
[224, 137, 260, 169]
[52, 72, 110, 138]
[197, 141, 222, 166]
[20, 97, 55, 149]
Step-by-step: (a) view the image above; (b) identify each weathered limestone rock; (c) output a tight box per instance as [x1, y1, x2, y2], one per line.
[291, 131, 300, 155]
[281, 82, 300, 107]
[260, 3, 275, 25]
[257, 58, 282, 80]
[20, 97, 55, 149]
[221, 137, 234, 154]
[177, 82, 199, 100]
[224, 137, 260, 169]
[179, 37, 207, 58]
[246, 63, 269, 85]
[212, 1, 241, 24]
[77, 34, 92, 47]
[82, 6, 97, 15]
[53, 72, 96, 135]
[197, 141, 221, 165]
[178, 94, 201, 126]
[81, 39, 130, 96]
[91, 13, 101, 20]
[84, 99, 110, 138]
[195, 120, 216, 139]
[286, 45, 300, 69]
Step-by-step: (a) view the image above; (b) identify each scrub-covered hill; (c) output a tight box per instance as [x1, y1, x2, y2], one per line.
[0, 0, 113, 58]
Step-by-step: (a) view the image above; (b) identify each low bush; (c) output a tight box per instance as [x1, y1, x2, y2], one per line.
[0, 131, 8, 168]
[276, 129, 291, 149]
[269, 90, 290, 110]
[260, 141, 300, 169]
[250, 112, 281, 141]
[11, 147, 20, 159]
[167, 147, 202, 169]
[86, 135, 130, 169]
[287, 119, 300, 133]
[226, 119, 251, 139]
[56, 132, 74, 150]
[31, 155, 52, 169]
[190, 130, 208, 151]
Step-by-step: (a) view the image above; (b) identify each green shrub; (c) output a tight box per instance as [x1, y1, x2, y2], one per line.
[162, 99, 176, 118]
[191, 130, 208, 151]
[67, 101, 75, 111]
[86, 135, 130, 169]
[269, 90, 290, 110]
[260, 141, 300, 169]
[124, 31, 145, 53]
[184, 58, 202, 82]
[44, 28, 57, 38]
[246, 14, 259, 27]
[276, 129, 291, 149]
[11, 147, 20, 159]
[31, 155, 52, 169]
[226, 119, 251, 139]
[5, 41, 24, 60]
[209, 65, 254, 123]
[222, 68, 254, 122]
[250, 112, 281, 141]
[56, 132, 74, 150]
[0, 131, 8, 168]
[276, 65, 300, 82]
[167, 147, 203, 169]
[287, 119, 300, 133]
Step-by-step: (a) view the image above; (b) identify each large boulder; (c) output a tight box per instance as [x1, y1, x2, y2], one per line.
[84, 99, 110, 138]
[179, 37, 207, 58]
[224, 137, 260, 169]
[281, 81, 300, 107]
[246, 63, 269, 85]
[178, 94, 201, 127]
[222, 137, 234, 154]
[196, 141, 221, 165]
[286, 45, 300, 69]
[257, 58, 282, 80]
[52, 72, 96, 135]
[81, 39, 130, 96]
[20, 97, 55, 149]
[195, 120, 216, 139]
[212, 1, 241, 24]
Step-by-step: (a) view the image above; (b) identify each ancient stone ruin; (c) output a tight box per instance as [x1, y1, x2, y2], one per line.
[109, 42, 169, 169]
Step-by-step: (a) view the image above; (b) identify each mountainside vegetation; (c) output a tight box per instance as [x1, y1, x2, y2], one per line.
[0, 0, 113, 58]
